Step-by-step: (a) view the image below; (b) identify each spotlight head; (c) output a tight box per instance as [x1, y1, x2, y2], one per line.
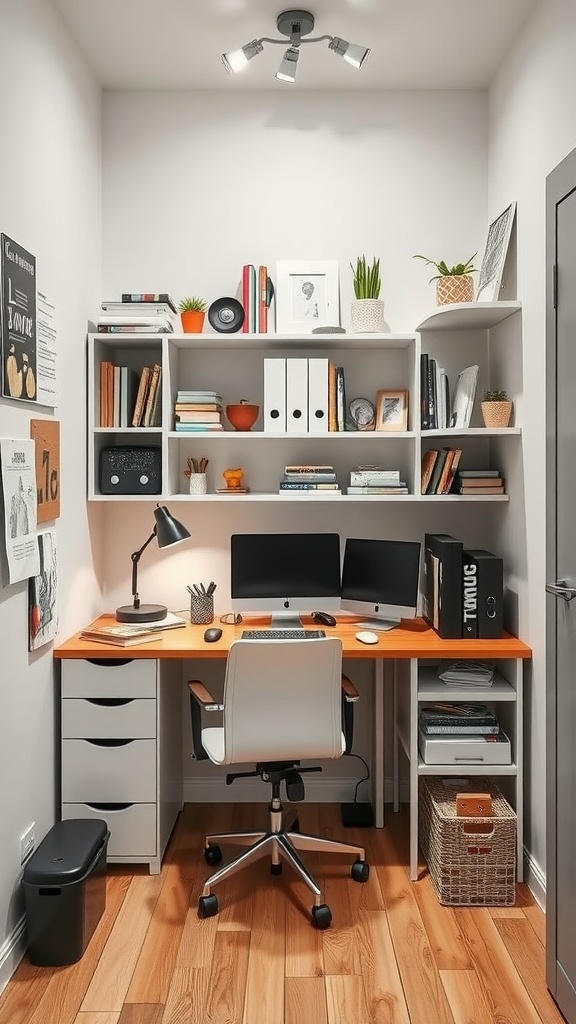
[221, 39, 263, 74]
[275, 45, 300, 83]
[329, 37, 370, 69]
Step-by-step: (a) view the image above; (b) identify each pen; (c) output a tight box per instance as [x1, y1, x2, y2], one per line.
[207, 581, 216, 596]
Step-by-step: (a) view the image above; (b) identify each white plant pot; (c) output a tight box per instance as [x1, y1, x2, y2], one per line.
[350, 299, 385, 333]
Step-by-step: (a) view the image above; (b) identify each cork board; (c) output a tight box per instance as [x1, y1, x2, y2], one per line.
[30, 418, 60, 522]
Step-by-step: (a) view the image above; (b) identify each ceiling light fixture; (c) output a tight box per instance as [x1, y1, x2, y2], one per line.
[221, 9, 370, 84]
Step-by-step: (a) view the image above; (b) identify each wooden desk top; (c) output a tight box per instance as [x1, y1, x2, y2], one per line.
[54, 614, 532, 661]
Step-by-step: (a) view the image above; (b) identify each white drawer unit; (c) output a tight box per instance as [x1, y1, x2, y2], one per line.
[60, 658, 183, 873]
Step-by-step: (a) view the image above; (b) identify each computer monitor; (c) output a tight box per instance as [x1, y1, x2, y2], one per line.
[340, 537, 422, 631]
[231, 533, 341, 628]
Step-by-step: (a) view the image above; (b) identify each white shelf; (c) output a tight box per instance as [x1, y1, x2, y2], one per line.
[423, 427, 521, 437]
[167, 430, 417, 440]
[416, 301, 521, 332]
[168, 332, 416, 350]
[417, 759, 518, 775]
[417, 668, 516, 700]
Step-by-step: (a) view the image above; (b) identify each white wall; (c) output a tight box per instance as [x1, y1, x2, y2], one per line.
[0, 0, 101, 987]
[488, 0, 576, 898]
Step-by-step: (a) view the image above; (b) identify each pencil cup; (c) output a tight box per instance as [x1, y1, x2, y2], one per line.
[189, 473, 207, 495]
[190, 593, 214, 625]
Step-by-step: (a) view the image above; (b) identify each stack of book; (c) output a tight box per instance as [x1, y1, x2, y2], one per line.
[97, 293, 178, 334]
[99, 361, 161, 428]
[421, 448, 462, 494]
[279, 464, 341, 495]
[455, 469, 505, 495]
[174, 390, 224, 432]
[418, 701, 511, 765]
[346, 465, 408, 495]
[419, 702, 499, 735]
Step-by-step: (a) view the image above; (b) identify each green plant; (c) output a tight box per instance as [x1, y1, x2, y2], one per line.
[351, 256, 381, 299]
[413, 252, 478, 282]
[483, 389, 509, 402]
[178, 296, 207, 313]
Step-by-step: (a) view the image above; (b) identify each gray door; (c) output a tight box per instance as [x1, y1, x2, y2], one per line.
[546, 146, 576, 1021]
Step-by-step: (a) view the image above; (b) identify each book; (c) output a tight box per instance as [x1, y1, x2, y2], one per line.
[426, 448, 448, 494]
[443, 448, 462, 493]
[420, 722, 500, 735]
[438, 448, 462, 494]
[336, 366, 346, 432]
[132, 366, 151, 427]
[458, 469, 501, 478]
[143, 364, 162, 427]
[216, 487, 251, 494]
[457, 477, 503, 487]
[177, 391, 222, 403]
[350, 470, 400, 484]
[284, 465, 335, 473]
[258, 265, 268, 333]
[102, 301, 177, 319]
[79, 625, 161, 646]
[176, 411, 222, 423]
[458, 485, 505, 494]
[328, 363, 338, 431]
[346, 486, 409, 494]
[421, 449, 439, 492]
[420, 353, 430, 429]
[174, 403, 222, 412]
[279, 481, 340, 490]
[97, 325, 171, 334]
[174, 423, 224, 431]
[97, 314, 174, 328]
[121, 293, 177, 313]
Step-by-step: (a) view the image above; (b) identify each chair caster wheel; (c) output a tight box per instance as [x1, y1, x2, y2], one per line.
[198, 894, 219, 918]
[312, 904, 332, 929]
[351, 859, 370, 883]
[205, 845, 222, 866]
[271, 862, 282, 875]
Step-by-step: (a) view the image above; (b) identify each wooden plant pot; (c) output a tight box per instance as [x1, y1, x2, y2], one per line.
[180, 310, 205, 333]
[481, 401, 512, 428]
[436, 275, 474, 305]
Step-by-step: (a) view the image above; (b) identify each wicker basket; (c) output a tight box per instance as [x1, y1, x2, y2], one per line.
[419, 776, 516, 906]
[436, 275, 474, 305]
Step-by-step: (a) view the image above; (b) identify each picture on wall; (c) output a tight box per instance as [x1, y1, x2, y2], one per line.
[275, 261, 340, 334]
[29, 529, 58, 650]
[0, 438, 40, 583]
[1, 233, 37, 402]
[476, 202, 516, 301]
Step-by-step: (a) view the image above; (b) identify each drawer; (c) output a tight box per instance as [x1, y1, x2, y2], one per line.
[62, 739, 156, 802]
[61, 658, 157, 699]
[62, 802, 157, 858]
[62, 698, 156, 738]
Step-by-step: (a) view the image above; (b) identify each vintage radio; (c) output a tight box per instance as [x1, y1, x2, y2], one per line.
[99, 446, 161, 495]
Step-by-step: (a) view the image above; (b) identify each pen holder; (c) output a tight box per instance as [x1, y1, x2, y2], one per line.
[189, 473, 207, 495]
[190, 593, 214, 625]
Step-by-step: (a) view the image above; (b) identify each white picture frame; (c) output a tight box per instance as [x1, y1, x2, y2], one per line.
[275, 260, 340, 334]
[476, 202, 516, 301]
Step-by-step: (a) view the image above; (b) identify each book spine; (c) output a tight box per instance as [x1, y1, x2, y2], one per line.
[279, 482, 339, 489]
[350, 471, 400, 484]
[420, 353, 429, 429]
[258, 265, 268, 333]
[242, 265, 251, 333]
[336, 366, 346, 432]
[121, 292, 177, 313]
[421, 724, 500, 734]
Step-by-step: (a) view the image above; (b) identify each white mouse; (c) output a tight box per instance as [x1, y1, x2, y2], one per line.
[355, 630, 379, 645]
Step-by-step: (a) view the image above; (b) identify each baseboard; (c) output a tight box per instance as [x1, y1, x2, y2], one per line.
[0, 916, 26, 998]
[524, 848, 546, 909]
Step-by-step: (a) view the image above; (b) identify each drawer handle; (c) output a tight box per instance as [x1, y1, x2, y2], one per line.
[86, 802, 134, 811]
[86, 658, 134, 667]
[87, 698, 135, 707]
[85, 738, 135, 747]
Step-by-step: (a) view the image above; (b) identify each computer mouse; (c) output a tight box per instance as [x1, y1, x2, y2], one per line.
[204, 627, 223, 643]
[312, 611, 337, 627]
[355, 630, 379, 645]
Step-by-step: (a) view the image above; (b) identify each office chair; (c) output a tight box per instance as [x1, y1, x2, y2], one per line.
[188, 636, 369, 929]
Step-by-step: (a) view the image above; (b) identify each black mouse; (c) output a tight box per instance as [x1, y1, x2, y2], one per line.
[312, 611, 337, 627]
[204, 627, 223, 643]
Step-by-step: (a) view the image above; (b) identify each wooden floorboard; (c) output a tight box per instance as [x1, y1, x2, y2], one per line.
[0, 803, 560, 1024]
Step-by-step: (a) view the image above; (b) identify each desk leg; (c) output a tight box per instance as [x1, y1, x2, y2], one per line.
[393, 660, 399, 813]
[374, 659, 385, 828]
[410, 658, 419, 881]
[514, 658, 524, 883]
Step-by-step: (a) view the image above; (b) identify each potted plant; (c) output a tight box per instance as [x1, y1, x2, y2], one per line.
[178, 296, 207, 333]
[350, 256, 385, 332]
[481, 389, 513, 427]
[413, 253, 478, 305]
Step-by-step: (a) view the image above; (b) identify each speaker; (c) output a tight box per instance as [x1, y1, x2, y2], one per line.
[462, 548, 504, 638]
[207, 297, 244, 333]
[99, 446, 161, 495]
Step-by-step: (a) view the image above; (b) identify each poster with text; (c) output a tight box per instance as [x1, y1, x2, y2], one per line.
[0, 438, 40, 583]
[36, 289, 58, 407]
[29, 530, 58, 650]
[1, 234, 37, 402]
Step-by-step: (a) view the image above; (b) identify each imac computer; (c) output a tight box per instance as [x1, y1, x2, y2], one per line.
[231, 533, 341, 629]
[340, 537, 422, 631]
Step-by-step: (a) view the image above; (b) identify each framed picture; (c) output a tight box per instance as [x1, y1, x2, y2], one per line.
[275, 260, 340, 334]
[376, 389, 408, 431]
[476, 202, 516, 301]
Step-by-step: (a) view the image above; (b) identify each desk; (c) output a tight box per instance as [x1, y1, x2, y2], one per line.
[54, 615, 531, 877]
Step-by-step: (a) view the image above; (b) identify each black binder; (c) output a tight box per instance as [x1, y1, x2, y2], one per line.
[462, 548, 504, 638]
[423, 533, 463, 638]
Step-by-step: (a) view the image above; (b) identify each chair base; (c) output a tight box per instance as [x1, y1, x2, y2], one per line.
[199, 797, 369, 925]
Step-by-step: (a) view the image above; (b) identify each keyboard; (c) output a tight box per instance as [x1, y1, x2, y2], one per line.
[241, 629, 326, 640]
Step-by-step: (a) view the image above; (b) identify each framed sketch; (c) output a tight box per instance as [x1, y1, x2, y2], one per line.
[275, 260, 340, 334]
[476, 202, 516, 301]
[376, 389, 408, 431]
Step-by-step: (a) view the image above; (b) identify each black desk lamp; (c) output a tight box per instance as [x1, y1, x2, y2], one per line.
[116, 504, 191, 623]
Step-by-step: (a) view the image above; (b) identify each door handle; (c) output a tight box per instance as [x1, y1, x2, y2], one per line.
[545, 581, 576, 602]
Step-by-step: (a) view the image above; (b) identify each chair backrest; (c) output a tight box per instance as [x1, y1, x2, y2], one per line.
[220, 637, 344, 765]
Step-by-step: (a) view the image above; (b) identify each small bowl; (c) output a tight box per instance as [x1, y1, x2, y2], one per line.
[226, 402, 259, 431]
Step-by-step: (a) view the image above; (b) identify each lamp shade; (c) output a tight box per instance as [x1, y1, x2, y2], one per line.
[275, 45, 300, 83]
[154, 504, 190, 548]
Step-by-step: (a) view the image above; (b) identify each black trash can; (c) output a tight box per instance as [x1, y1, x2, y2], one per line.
[23, 818, 109, 966]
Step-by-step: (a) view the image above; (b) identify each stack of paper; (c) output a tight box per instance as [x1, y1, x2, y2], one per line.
[437, 660, 495, 687]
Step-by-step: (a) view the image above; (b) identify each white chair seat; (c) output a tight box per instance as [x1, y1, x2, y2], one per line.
[202, 726, 346, 765]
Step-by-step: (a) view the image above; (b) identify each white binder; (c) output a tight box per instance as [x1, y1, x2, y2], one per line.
[307, 358, 329, 433]
[263, 358, 286, 432]
[286, 358, 308, 433]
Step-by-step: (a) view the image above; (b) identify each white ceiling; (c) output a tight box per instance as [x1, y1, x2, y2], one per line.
[53, 0, 537, 91]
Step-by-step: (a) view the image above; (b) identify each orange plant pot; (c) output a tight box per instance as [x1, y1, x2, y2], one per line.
[180, 310, 205, 334]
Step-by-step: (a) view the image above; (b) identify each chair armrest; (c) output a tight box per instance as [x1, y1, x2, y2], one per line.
[341, 674, 360, 702]
[188, 680, 223, 711]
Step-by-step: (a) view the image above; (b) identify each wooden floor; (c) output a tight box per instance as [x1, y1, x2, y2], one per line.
[0, 803, 564, 1024]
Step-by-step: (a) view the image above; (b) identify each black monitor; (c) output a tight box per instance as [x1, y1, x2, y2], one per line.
[340, 537, 422, 631]
[231, 533, 341, 628]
